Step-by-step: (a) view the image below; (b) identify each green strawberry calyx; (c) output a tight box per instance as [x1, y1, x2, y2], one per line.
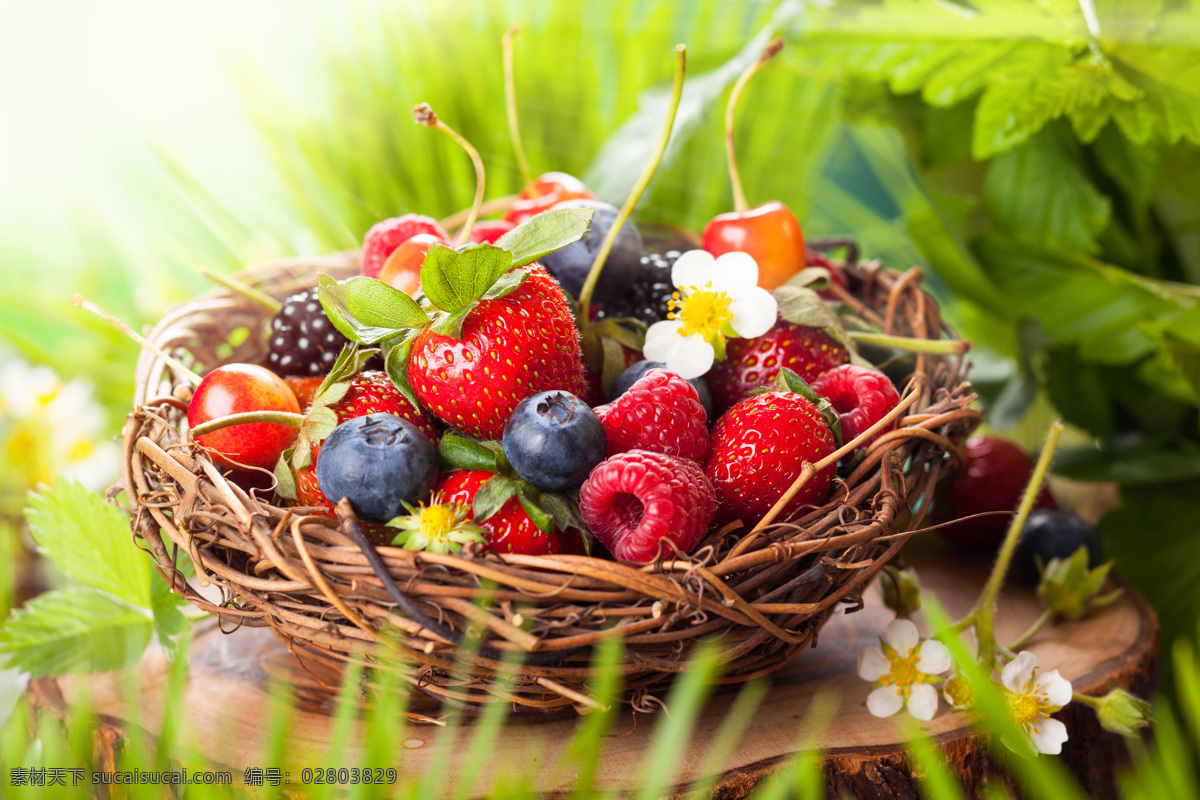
[770, 367, 844, 448]
[290, 344, 379, 470]
[387, 493, 488, 555]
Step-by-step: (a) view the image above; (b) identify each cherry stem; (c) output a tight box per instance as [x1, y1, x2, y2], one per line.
[502, 26, 534, 192]
[200, 269, 282, 314]
[414, 103, 486, 247]
[578, 44, 687, 338]
[725, 37, 782, 214]
[71, 294, 203, 387]
[848, 331, 972, 355]
[970, 420, 1063, 671]
[189, 410, 306, 438]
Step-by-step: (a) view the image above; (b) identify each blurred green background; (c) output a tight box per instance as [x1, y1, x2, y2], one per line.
[2, 0, 1198, 705]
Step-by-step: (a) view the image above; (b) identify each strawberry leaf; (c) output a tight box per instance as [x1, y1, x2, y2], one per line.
[515, 485, 554, 533]
[496, 206, 595, 269]
[774, 285, 839, 329]
[317, 274, 430, 344]
[473, 475, 518, 522]
[420, 243, 513, 313]
[481, 269, 528, 301]
[540, 492, 590, 537]
[432, 305, 472, 339]
[384, 334, 420, 410]
[439, 434, 502, 473]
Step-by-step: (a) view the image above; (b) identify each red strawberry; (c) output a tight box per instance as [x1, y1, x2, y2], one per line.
[705, 391, 837, 526]
[579, 449, 715, 562]
[705, 318, 848, 414]
[810, 364, 900, 448]
[332, 371, 439, 443]
[936, 435, 1057, 549]
[468, 220, 516, 244]
[593, 369, 708, 463]
[407, 266, 588, 440]
[361, 214, 449, 279]
[436, 469, 579, 555]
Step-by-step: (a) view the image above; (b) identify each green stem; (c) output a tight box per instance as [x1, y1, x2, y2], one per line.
[414, 103, 486, 247]
[972, 421, 1064, 671]
[502, 26, 534, 192]
[577, 44, 687, 338]
[849, 331, 972, 355]
[1071, 691, 1103, 709]
[724, 38, 782, 214]
[190, 411, 306, 437]
[1005, 608, 1055, 652]
[200, 269, 283, 314]
[71, 294, 204, 387]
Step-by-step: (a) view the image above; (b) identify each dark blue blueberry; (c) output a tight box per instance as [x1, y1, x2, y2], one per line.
[1012, 509, 1105, 584]
[612, 360, 714, 423]
[540, 200, 643, 306]
[502, 391, 606, 491]
[315, 413, 438, 522]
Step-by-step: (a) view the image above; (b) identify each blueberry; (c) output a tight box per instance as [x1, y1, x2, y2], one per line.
[1012, 509, 1104, 584]
[540, 200, 643, 306]
[612, 360, 714, 423]
[502, 391, 606, 491]
[315, 413, 438, 522]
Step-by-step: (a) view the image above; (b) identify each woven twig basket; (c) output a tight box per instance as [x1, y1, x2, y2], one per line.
[120, 253, 980, 715]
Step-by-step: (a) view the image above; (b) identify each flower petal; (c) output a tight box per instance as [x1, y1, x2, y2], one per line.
[885, 619, 920, 656]
[1002, 651, 1038, 693]
[671, 250, 718, 293]
[1029, 716, 1069, 755]
[643, 320, 686, 363]
[858, 646, 891, 682]
[907, 683, 939, 721]
[666, 334, 716, 380]
[867, 686, 905, 718]
[916, 640, 952, 676]
[728, 289, 778, 339]
[1035, 669, 1073, 708]
[712, 251, 759, 298]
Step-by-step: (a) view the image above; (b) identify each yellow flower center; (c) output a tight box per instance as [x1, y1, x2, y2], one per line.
[880, 650, 921, 692]
[670, 283, 733, 342]
[943, 676, 973, 709]
[1009, 689, 1045, 726]
[418, 503, 459, 542]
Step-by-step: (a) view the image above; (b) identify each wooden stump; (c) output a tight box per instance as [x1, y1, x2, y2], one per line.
[25, 545, 1157, 799]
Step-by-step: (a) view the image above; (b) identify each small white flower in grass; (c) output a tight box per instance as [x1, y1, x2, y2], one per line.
[642, 250, 777, 379]
[1000, 650, 1072, 755]
[858, 618, 952, 721]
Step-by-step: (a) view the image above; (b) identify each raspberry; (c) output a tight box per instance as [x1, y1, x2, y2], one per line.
[361, 214, 448, 279]
[705, 318, 849, 414]
[811, 364, 900, 447]
[266, 290, 352, 377]
[579, 449, 716, 562]
[593, 369, 708, 463]
[468, 219, 515, 244]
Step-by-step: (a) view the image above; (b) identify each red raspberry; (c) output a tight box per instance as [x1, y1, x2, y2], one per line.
[437, 469, 579, 555]
[579, 450, 716, 562]
[592, 369, 708, 463]
[360, 214, 449, 279]
[334, 371, 439, 444]
[936, 435, 1058, 549]
[705, 318, 848, 414]
[468, 220, 516, 244]
[705, 391, 837, 526]
[811, 365, 900, 448]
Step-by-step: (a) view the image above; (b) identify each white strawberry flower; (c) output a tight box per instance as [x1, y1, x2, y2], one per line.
[999, 650, 1072, 755]
[642, 250, 777, 379]
[858, 618, 952, 721]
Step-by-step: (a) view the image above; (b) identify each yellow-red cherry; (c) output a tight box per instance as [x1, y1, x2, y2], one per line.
[701, 200, 806, 291]
[379, 233, 441, 295]
[504, 172, 593, 225]
[187, 364, 301, 471]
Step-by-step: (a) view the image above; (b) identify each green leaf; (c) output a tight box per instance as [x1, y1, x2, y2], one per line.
[151, 576, 191, 663]
[972, 43, 1075, 159]
[481, 269, 528, 301]
[516, 486, 554, 534]
[431, 305, 472, 339]
[599, 336, 627, 400]
[274, 449, 298, 501]
[540, 493, 590, 536]
[317, 273, 430, 344]
[1055, 441, 1200, 484]
[0, 587, 153, 677]
[1162, 331, 1200, 401]
[774, 285, 840, 329]
[419, 242, 513, 313]
[495, 207, 596, 269]
[983, 125, 1111, 253]
[473, 475, 518, 522]
[439, 434, 501, 473]
[25, 481, 151, 608]
[384, 334, 420, 410]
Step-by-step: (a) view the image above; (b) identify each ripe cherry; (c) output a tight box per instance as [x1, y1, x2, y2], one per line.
[187, 364, 301, 471]
[703, 200, 806, 291]
[379, 233, 442, 294]
[504, 172, 594, 225]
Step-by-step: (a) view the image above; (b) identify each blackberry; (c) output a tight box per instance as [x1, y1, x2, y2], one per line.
[266, 290, 349, 376]
[592, 250, 680, 327]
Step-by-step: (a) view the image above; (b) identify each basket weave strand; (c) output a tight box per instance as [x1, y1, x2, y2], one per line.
[119, 254, 981, 715]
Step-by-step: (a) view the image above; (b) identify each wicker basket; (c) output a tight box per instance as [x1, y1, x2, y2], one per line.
[119, 253, 980, 715]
